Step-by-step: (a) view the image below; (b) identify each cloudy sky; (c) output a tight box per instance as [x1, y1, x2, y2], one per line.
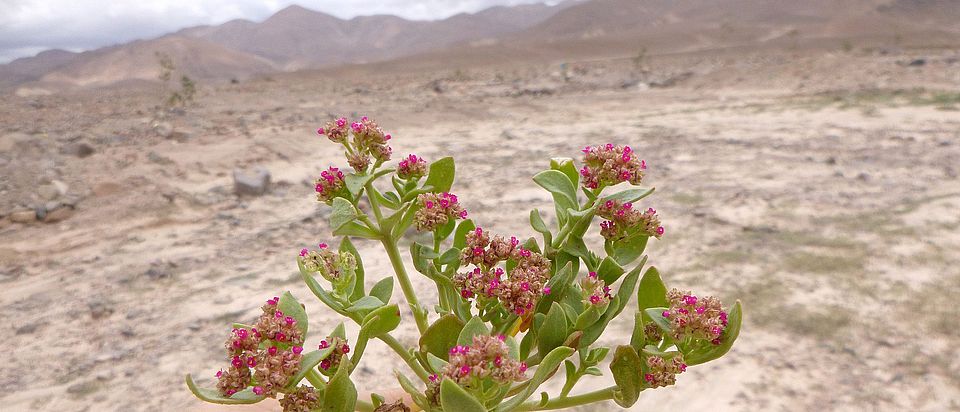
[0, 0, 554, 63]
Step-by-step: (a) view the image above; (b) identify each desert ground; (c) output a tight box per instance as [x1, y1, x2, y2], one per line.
[1, 46, 959, 411]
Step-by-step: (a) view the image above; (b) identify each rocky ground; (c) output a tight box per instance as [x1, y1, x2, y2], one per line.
[1, 47, 958, 411]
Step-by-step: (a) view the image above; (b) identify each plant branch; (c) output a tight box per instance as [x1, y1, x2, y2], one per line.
[516, 386, 617, 411]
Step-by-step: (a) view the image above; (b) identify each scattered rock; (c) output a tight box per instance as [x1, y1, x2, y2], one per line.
[144, 260, 177, 280]
[37, 179, 68, 200]
[95, 370, 115, 381]
[60, 142, 95, 158]
[67, 380, 101, 396]
[500, 130, 519, 140]
[9, 209, 37, 223]
[43, 204, 74, 223]
[907, 58, 926, 67]
[16, 322, 43, 335]
[856, 172, 870, 181]
[153, 121, 174, 138]
[147, 151, 174, 165]
[233, 167, 271, 196]
[825, 156, 837, 165]
[89, 300, 114, 319]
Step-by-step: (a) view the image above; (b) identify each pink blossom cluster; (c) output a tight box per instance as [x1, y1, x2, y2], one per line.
[397, 154, 428, 179]
[316, 336, 351, 374]
[314, 167, 345, 203]
[597, 200, 664, 241]
[581, 271, 612, 306]
[662, 289, 728, 344]
[425, 335, 527, 404]
[317, 116, 392, 172]
[414, 192, 468, 232]
[278, 386, 322, 412]
[215, 296, 305, 400]
[580, 144, 646, 189]
[643, 354, 687, 388]
[299, 242, 357, 286]
[454, 227, 552, 316]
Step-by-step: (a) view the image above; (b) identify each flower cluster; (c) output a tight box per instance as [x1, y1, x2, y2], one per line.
[454, 228, 552, 315]
[299, 243, 357, 291]
[315, 167, 345, 203]
[414, 192, 468, 232]
[643, 355, 686, 388]
[317, 336, 351, 374]
[397, 154, 428, 179]
[279, 386, 322, 412]
[426, 335, 527, 404]
[580, 271, 612, 306]
[318, 116, 392, 172]
[580, 144, 646, 189]
[597, 200, 663, 241]
[663, 289, 728, 344]
[214, 296, 305, 401]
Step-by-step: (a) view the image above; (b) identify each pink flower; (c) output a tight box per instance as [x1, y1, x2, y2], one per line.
[252, 386, 264, 396]
[292, 346, 303, 355]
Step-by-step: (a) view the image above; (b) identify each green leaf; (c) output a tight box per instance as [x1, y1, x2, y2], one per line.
[344, 173, 373, 196]
[530, 209, 550, 234]
[457, 316, 490, 346]
[390, 205, 418, 240]
[369, 277, 394, 303]
[535, 262, 574, 313]
[438, 248, 461, 267]
[602, 187, 655, 204]
[596, 257, 625, 285]
[579, 259, 645, 348]
[630, 313, 646, 352]
[323, 358, 357, 412]
[426, 353, 448, 373]
[395, 371, 429, 410]
[424, 157, 455, 193]
[684, 300, 743, 366]
[538, 303, 569, 358]
[346, 296, 385, 318]
[453, 219, 476, 250]
[340, 238, 365, 302]
[609, 345, 642, 407]
[637, 266, 668, 317]
[330, 197, 358, 230]
[436, 218, 457, 241]
[285, 350, 328, 389]
[550, 157, 580, 190]
[607, 234, 648, 266]
[440, 379, 486, 412]
[562, 236, 590, 262]
[331, 322, 347, 339]
[575, 304, 603, 330]
[533, 170, 578, 212]
[277, 292, 308, 337]
[333, 221, 381, 239]
[421, 315, 465, 360]
[645, 307, 672, 334]
[361, 303, 402, 337]
[495, 346, 575, 411]
[185, 374, 265, 404]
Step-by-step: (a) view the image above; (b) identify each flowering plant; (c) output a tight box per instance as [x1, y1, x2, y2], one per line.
[185, 117, 743, 411]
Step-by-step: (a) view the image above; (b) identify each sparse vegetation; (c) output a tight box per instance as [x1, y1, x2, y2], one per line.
[156, 51, 197, 108]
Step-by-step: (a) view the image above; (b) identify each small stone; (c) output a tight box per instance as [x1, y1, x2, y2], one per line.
[60, 142, 95, 158]
[95, 370, 115, 381]
[9, 210, 37, 223]
[500, 130, 519, 140]
[153, 122, 174, 138]
[144, 260, 175, 280]
[907, 58, 926, 67]
[16, 323, 42, 335]
[67, 380, 100, 396]
[89, 300, 114, 319]
[233, 167, 271, 196]
[44, 205, 74, 223]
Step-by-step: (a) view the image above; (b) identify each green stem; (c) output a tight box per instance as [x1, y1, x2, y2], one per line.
[365, 182, 385, 223]
[380, 334, 431, 383]
[517, 386, 617, 411]
[382, 237, 429, 334]
[305, 369, 326, 387]
[356, 398, 375, 412]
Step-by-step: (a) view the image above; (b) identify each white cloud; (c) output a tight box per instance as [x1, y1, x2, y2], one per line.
[0, 0, 551, 63]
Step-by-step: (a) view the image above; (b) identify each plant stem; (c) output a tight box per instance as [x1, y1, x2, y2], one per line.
[356, 398, 375, 412]
[382, 237, 429, 334]
[365, 182, 385, 222]
[305, 369, 326, 387]
[516, 386, 617, 411]
[380, 334, 431, 383]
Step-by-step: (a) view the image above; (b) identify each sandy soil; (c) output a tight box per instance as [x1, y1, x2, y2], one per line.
[1, 47, 959, 411]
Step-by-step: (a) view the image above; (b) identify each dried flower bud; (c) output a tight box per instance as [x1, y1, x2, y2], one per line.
[348, 152, 371, 172]
[663, 289, 727, 343]
[253, 346, 303, 397]
[580, 144, 646, 189]
[315, 167, 346, 203]
[643, 354, 686, 388]
[597, 200, 663, 241]
[256, 302, 305, 346]
[644, 321, 663, 343]
[414, 192, 467, 232]
[317, 336, 350, 375]
[455, 228, 551, 315]
[279, 386, 322, 412]
[224, 327, 259, 356]
[397, 154, 428, 179]
[301, 247, 357, 291]
[216, 364, 251, 397]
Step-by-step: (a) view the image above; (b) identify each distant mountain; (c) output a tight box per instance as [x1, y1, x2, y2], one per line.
[0, 2, 573, 90]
